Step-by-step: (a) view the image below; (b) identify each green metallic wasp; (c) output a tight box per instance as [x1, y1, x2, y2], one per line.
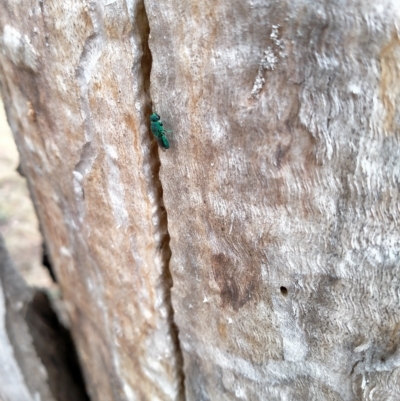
[150, 112, 171, 149]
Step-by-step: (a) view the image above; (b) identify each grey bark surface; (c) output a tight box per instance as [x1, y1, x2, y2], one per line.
[0, 234, 88, 401]
[0, 236, 40, 401]
[1, 0, 400, 400]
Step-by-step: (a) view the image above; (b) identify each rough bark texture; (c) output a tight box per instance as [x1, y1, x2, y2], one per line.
[1, 0, 400, 400]
[0, 0, 182, 400]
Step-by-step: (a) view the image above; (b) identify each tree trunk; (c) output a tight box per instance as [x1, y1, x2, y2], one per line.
[1, 0, 400, 400]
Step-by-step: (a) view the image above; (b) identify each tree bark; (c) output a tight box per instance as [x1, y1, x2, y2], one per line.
[1, 0, 400, 400]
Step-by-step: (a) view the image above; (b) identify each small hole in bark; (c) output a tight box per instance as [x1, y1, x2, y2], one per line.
[280, 286, 288, 296]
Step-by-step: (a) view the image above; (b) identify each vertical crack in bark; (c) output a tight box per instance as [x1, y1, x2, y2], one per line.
[132, 1, 185, 399]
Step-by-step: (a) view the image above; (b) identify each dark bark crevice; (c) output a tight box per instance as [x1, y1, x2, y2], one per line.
[133, 1, 186, 398]
[25, 290, 90, 401]
[0, 234, 90, 401]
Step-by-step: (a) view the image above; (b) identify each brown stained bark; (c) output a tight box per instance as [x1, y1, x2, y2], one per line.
[1, 0, 400, 400]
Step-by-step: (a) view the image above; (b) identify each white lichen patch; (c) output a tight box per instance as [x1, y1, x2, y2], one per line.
[270, 24, 285, 58]
[72, 170, 84, 203]
[251, 25, 284, 98]
[0, 25, 38, 72]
